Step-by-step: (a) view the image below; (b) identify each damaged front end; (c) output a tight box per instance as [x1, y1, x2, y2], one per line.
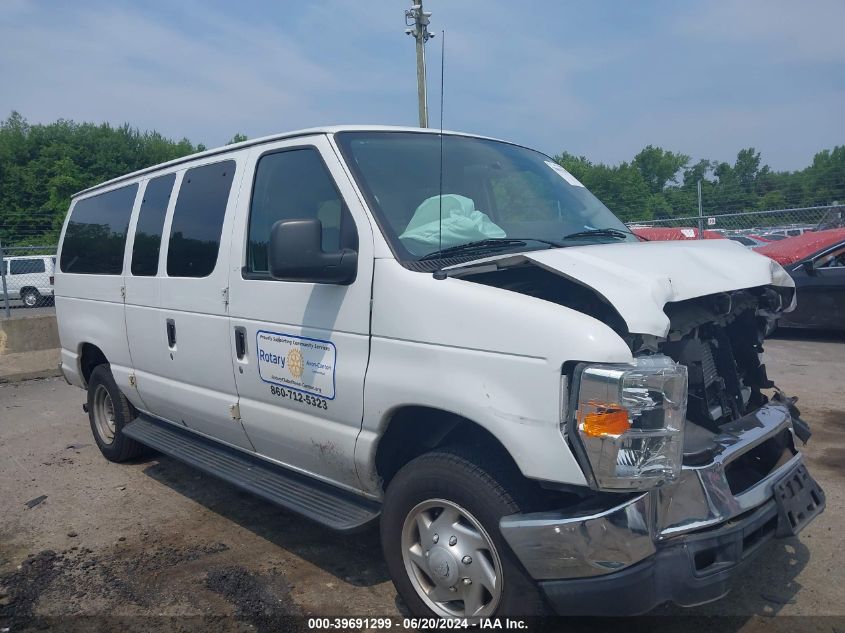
[636, 287, 796, 440]
[498, 285, 826, 614]
[633, 286, 825, 536]
[449, 247, 827, 612]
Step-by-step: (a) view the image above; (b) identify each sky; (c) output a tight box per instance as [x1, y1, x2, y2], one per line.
[1, 0, 843, 171]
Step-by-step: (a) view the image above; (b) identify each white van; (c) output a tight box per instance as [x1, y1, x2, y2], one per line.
[2, 255, 56, 307]
[56, 126, 824, 618]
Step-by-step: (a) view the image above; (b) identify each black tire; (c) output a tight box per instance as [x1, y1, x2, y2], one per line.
[21, 289, 40, 308]
[87, 364, 149, 462]
[381, 448, 547, 618]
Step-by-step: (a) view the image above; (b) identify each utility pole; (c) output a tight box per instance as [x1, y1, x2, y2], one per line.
[405, 2, 434, 128]
[697, 179, 704, 239]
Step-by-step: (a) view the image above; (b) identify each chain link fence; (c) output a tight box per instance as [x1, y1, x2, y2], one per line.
[626, 205, 845, 242]
[0, 244, 58, 317]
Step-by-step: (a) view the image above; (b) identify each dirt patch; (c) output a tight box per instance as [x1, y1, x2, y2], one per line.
[95, 541, 231, 607]
[205, 566, 302, 633]
[0, 549, 63, 628]
[815, 447, 845, 475]
[811, 409, 845, 433]
[0, 540, 236, 631]
[803, 409, 845, 477]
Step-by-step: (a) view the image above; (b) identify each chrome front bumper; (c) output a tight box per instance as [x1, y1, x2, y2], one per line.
[500, 402, 813, 581]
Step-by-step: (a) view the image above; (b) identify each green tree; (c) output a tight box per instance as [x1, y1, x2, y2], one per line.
[0, 112, 207, 244]
[632, 145, 690, 194]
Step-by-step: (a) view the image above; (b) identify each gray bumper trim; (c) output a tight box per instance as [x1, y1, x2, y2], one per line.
[500, 492, 655, 580]
[656, 403, 795, 538]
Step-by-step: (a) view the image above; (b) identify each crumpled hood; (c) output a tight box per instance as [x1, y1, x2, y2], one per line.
[445, 239, 795, 337]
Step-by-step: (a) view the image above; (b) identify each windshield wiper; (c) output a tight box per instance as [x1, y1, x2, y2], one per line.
[562, 228, 631, 241]
[418, 237, 560, 261]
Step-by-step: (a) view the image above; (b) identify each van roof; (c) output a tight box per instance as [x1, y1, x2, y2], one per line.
[73, 125, 503, 198]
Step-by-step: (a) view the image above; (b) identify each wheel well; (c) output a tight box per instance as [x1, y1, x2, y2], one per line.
[374, 406, 525, 490]
[80, 343, 108, 385]
[20, 286, 39, 295]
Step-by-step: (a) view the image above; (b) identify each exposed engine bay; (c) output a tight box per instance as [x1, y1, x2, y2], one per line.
[460, 262, 799, 454]
[639, 287, 789, 431]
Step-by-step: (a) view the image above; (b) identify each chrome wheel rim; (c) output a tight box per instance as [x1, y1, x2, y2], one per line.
[401, 499, 503, 618]
[92, 384, 116, 444]
[23, 293, 37, 307]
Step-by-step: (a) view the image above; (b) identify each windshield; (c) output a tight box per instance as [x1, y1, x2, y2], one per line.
[335, 131, 636, 261]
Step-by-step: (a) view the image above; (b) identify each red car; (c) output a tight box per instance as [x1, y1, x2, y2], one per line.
[630, 227, 725, 241]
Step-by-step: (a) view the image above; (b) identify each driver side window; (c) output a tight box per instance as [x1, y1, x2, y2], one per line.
[815, 245, 845, 269]
[246, 148, 358, 275]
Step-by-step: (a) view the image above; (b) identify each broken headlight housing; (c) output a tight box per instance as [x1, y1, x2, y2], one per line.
[571, 355, 688, 491]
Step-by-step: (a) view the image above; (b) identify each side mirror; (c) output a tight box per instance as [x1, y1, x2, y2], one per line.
[801, 260, 817, 276]
[268, 218, 357, 285]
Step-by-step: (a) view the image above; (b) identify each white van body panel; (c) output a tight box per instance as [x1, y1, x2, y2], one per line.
[143, 152, 252, 450]
[123, 169, 180, 424]
[56, 186, 137, 390]
[226, 135, 376, 492]
[56, 296, 133, 387]
[122, 174, 172, 415]
[355, 257, 634, 493]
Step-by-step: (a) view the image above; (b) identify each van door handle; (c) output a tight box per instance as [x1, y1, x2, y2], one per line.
[166, 319, 176, 348]
[234, 327, 247, 360]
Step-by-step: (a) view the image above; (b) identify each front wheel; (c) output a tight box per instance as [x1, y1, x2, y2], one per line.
[381, 450, 546, 619]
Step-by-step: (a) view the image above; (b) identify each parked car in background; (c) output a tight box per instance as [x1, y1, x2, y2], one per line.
[747, 234, 776, 242]
[727, 235, 768, 248]
[765, 226, 815, 238]
[2, 255, 56, 307]
[757, 228, 845, 330]
[629, 226, 724, 241]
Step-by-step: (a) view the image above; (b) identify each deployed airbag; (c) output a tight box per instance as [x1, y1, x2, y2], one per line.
[399, 194, 505, 250]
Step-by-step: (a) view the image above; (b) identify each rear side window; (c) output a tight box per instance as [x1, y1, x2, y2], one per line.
[131, 173, 176, 276]
[246, 148, 357, 274]
[167, 161, 235, 278]
[9, 259, 46, 275]
[60, 184, 139, 274]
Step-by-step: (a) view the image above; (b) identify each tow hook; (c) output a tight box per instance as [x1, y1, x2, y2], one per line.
[773, 390, 812, 444]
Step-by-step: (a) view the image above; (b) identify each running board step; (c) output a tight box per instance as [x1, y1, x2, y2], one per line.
[123, 415, 380, 532]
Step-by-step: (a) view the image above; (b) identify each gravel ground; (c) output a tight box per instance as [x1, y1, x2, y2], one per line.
[1, 331, 843, 632]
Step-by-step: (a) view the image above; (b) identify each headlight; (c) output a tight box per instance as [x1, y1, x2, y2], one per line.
[570, 355, 688, 491]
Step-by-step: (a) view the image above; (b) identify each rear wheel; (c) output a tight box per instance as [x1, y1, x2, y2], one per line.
[381, 449, 546, 619]
[87, 364, 149, 462]
[21, 289, 40, 308]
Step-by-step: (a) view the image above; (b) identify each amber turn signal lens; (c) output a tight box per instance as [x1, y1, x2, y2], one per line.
[580, 404, 631, 437]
